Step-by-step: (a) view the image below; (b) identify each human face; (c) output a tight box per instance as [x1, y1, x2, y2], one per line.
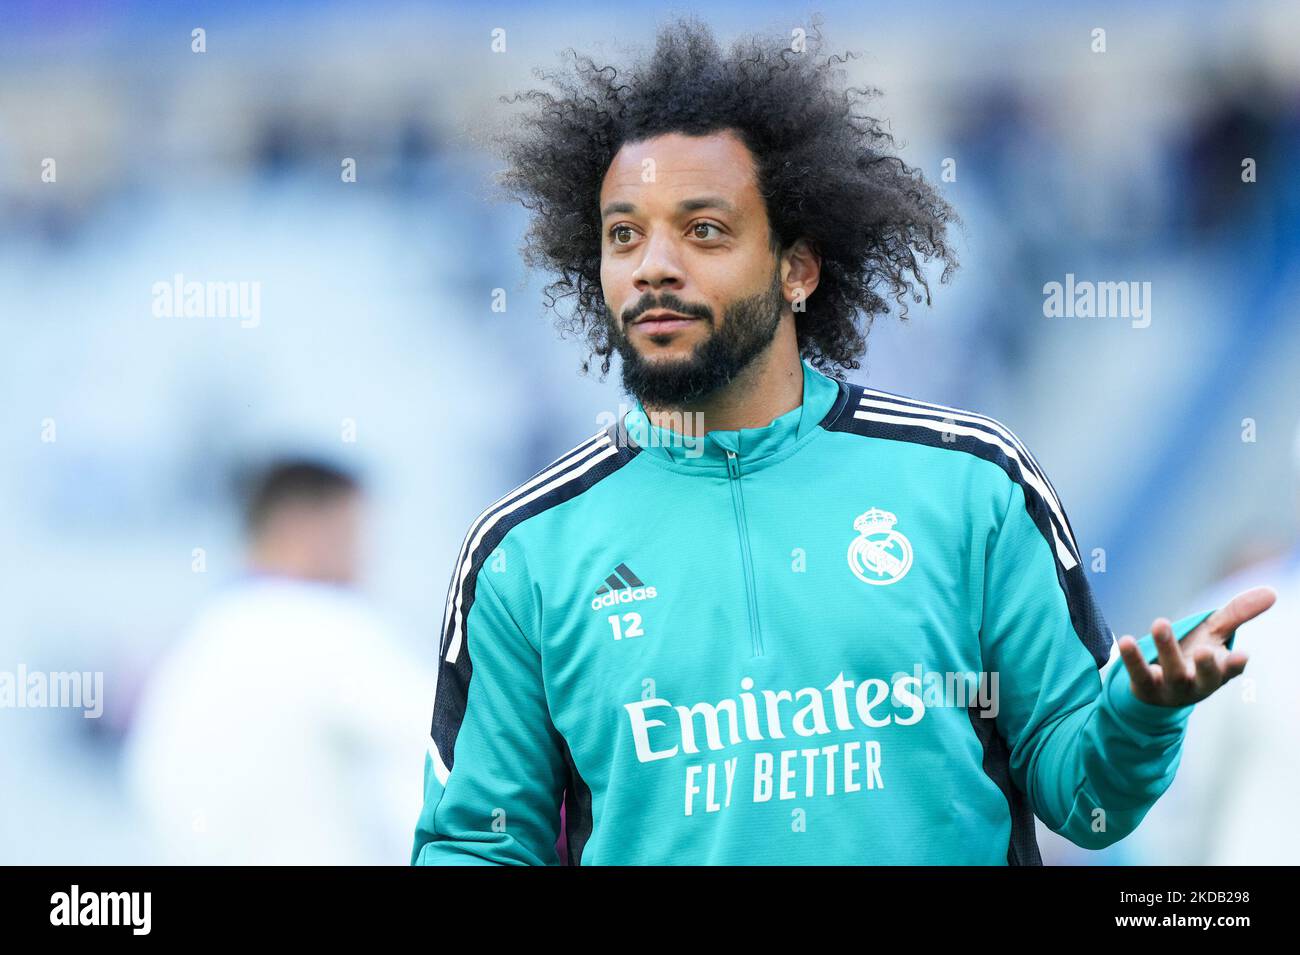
[599, 129, 788, 406]
[294, 490, 365, 585]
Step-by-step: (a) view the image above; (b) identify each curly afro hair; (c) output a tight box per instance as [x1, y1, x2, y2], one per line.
[491, 14, 960, 378]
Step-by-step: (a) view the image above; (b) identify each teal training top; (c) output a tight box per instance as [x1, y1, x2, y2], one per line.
[411, 358, 1235, 865]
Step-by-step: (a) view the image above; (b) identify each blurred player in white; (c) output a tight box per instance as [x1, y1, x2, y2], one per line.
[124, 459, 432, 864]
[1125, 422, 1300, 864]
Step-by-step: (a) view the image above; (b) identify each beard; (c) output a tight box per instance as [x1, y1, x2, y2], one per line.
[608, 268, 785, 408]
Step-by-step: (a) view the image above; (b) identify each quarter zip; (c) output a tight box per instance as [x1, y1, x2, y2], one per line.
[725, 449, 764, 657]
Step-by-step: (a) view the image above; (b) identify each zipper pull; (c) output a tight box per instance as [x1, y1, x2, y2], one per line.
[725, 449, 741, 478]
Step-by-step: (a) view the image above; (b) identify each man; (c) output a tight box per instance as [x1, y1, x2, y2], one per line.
[125, 459, 431, 864]
[412, 18, 1273, 865]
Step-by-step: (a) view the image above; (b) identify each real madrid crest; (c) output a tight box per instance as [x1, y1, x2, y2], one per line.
[848, 506, 913, 585]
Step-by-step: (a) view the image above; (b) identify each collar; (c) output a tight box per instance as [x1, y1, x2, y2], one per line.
[620, 358, 844, 473]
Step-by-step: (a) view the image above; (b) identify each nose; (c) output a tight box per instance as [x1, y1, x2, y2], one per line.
[631, 230, 685, 295]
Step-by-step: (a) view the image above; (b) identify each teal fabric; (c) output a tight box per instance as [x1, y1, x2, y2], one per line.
[412, 358, 1232, 865]
[621, 356, 839, 469]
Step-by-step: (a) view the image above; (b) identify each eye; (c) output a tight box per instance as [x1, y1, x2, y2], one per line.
[689, 221, 723, 240]
[608, 224, 637, 245]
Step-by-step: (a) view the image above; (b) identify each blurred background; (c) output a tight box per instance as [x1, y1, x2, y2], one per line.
[1, 0, 1296, 864]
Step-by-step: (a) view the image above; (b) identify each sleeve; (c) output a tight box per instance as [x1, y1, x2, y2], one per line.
[410, 546, 569, 865]
[978, 467, 1239, 852]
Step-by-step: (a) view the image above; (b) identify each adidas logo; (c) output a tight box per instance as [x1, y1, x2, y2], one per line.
[591, 562, 658, 611]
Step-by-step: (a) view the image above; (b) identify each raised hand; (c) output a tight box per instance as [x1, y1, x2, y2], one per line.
[1117, 586, 1276, 707]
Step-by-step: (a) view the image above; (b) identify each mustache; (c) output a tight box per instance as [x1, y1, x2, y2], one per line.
[621, 295, 713, 325]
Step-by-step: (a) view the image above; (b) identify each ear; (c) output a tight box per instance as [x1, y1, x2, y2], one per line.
[780, 238, 821, 310]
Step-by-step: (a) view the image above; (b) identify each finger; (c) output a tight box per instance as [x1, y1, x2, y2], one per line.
[1152, 618, 1194, 690]
[1222, 650, 1250, 683]
[1118, 635, 1159, 698]
[1192, 645, 1221, 696]
[1200, 586, 1277, 643]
